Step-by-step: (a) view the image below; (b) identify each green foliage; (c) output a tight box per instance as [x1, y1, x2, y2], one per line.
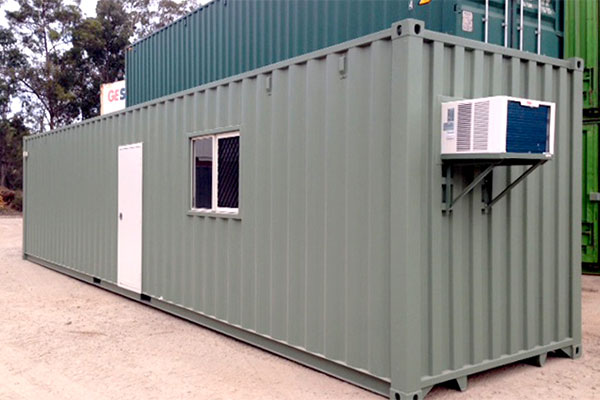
[0, 0, 202, 190]
[68, 0, 133, 118]
[0, 27, 30, 191]
[5, 0, 83, 131]
[0, 116, 28, 190]
[0, 28, 26, 116]
[2, 0, 203, 126]
[124, 0, 204, 40]
[11, 190, 23, 212]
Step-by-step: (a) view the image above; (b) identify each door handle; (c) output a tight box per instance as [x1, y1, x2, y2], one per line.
[119, 212, 123, 220]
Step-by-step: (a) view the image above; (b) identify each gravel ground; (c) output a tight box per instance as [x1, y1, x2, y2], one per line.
[1, 216, 598, 399]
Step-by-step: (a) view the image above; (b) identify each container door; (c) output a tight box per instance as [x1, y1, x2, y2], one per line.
[411, 0, 561, 57]
[117, 143, 143, 293]
[437, 0, 507, 47]
[512, 0, 562, 58]
[582, 124, 599, 267]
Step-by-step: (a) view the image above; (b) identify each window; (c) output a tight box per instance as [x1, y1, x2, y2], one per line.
[191, 131, 239, 214]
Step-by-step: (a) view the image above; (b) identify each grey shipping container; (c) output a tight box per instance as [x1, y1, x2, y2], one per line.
[24, 20, 582, 399]
[125, 0, 564, 106]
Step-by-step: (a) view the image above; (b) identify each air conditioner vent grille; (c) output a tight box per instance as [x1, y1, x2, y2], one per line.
[473, 101, 490, 151]
[456, 103, 472, 151]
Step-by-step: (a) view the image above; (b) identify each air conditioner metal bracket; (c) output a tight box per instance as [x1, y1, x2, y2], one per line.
[441, 153, 550, 214]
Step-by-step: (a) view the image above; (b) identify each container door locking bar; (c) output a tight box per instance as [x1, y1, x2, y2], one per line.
[537, 0, 542, 54]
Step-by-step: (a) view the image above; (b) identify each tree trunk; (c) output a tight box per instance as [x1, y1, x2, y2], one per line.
[0, 163, 7, 188]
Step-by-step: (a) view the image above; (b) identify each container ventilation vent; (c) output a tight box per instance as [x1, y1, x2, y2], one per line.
[456, 103, 472, 151]
[473, 101, 490, 151]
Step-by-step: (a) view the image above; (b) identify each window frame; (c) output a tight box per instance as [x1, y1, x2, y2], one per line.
[189, 129, 240, 217]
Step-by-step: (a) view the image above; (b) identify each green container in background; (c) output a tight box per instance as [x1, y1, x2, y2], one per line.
[125, 0, 564, 107]
[564, 0, 600, 272]
[565, 0, 600, 116]
[582, 123, 600, 271]
[411, 0, 563, 55]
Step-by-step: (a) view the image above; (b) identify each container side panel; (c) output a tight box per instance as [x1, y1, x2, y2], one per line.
[25, 127, 118, 283]
[24, 27, 579, 393]
[416, 40, 580, 380]
[25, 38, 394, 382]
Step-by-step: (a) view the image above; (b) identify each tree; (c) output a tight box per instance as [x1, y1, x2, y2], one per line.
[68, 0, 132, 119]
[0, 117, 28, 189]
[67, 0, 203, 119]
[0, 0, 201, 190]
[2, 0, 204, 128]
[5, 0, 82, 131]
[0, 27, 29, 189]
[125, 0, 203, 40]
[0, 28, 25, 116]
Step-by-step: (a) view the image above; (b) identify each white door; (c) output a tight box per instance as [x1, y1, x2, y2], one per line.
[117, 143, 143, 293]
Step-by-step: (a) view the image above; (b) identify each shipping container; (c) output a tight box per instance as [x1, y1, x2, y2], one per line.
[582, 122, 600, 271]
[565, 0, 599, 116]
[125, 0, 564, 106]
[564, 0, 600, 273]
[24, 20, 582, 399]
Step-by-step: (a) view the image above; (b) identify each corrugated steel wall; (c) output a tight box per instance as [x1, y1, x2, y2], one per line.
[24, 22, 581, 397]
[565, 0, 600, 270]
[581, 123, 599, 266]
[126, 0, 404, 106]
[397, 28, 582, 386]
[27, 31, 395, 381]
[125, 0, 564, 107]
[24, 123, 118, 282]
[565, 0, 599, 113]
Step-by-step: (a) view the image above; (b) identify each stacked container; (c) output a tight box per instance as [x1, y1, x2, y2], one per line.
[125, 0, 564, 107]
[565, 0, 600, 272]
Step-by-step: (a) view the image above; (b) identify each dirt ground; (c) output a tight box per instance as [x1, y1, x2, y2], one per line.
[1, 216, 598, 400]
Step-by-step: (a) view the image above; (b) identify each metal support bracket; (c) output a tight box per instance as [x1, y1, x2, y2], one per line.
[482, 160, 547, 213]
[442, 157, 548, 214]
[443, 163, 498, 212]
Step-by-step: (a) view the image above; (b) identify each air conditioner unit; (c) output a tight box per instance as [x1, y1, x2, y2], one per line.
[441, 96, 555, 157]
